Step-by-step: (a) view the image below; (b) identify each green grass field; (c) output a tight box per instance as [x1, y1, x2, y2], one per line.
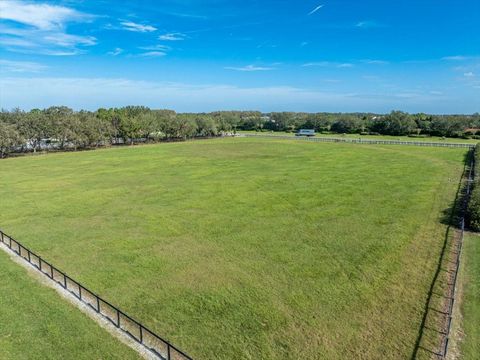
[239, 130, 479, 144]
[0, 250, 140, 360]
[0, 138, 468, 359]
[459, 233, 480, 359]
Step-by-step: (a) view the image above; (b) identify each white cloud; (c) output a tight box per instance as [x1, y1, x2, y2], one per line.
[464, 72, 475, 77]
[338, 63, 353, 68]
[308, 4, 324, 16]
[43, 32, 96, 47]
[442, 55, 468, 61]
[0, 59, 47, 72]
[224, 65, 274, 71]
[356, 21, 384, 28]
[139, 51, 166, 57]
[158, 33, 186, 41]
[107, 48, 123, 56]
[0, 1, 96, 55]
[302, 62, 354, 68]
[363, 59, 389, 65]
[0, 26, 96, 55]
[120, 21, 157, 32]
[140, 44, 171, 51]
[0, 0, 94, 30]
[302, 61, 330, 67]
[138, 45, 171, 57]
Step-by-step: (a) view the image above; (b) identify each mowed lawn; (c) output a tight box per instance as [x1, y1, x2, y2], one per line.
[0, 138, 467, 359]
[239, 130, 480, 144]
[459, 233, 480, 359]
[0, 250, 140, 360]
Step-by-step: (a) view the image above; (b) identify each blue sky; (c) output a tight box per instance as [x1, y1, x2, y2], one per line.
[0, 0, 479, 113]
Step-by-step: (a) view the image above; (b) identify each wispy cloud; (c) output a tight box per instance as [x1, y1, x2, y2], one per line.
[139, 51, 166, 57]
[224, 65, 275, 72]
[356, 21, 384, 29]
[308, 4, 324, 15]
[0, 1, 96, 55]
[0, 26, 96, 55]
[0, 59, 47, 73]
[137, 44, 171, 57]
[139, 44, 170, 51]
[302, 61, 329, 67]
[43, 32, 96, 47]
[164, 12, 207, 20]
[158, 33, 186, 41]
[0, 0, 94, 30]
[107, 47, 123, 56]
[442, 55, 469, 61]
[302, 61, 354, 68]
[120, 21, 157, 32]
[464, 72, 475, 77]
[363, 59, 389, 65]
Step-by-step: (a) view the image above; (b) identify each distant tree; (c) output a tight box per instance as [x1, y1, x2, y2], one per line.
[331, 118, 364, 133]
[370, 111, 416, 135]
[0, 122, 22, 158]
[195, 115, 218, 136]
[299, 113, 332, 132]
[430, 116, 466, 137]
[43, 106, 76, 149]
[17, 110, 48, 152]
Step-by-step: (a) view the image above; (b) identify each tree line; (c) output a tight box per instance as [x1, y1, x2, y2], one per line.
[1, 106, 479, 157]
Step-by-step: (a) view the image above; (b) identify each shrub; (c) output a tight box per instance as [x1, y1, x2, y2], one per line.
[408, 134, 429, 138]
[467, 143, 480, 230]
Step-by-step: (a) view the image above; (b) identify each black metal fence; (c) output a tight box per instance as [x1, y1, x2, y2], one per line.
[0, 231, 193, 360]
[438, 149, 474, 358]
[242, 134, 476, 148]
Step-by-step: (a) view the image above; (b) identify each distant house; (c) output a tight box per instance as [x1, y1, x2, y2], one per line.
[295, 129, 315, 137]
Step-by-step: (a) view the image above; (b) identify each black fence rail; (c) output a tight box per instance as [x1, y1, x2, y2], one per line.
[0, 231, 193, 360]
[241, 134, 476, 148]
[438, 149, 474, 359]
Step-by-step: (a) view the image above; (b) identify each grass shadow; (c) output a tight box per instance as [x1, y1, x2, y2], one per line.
[410, 149, 472, 359]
